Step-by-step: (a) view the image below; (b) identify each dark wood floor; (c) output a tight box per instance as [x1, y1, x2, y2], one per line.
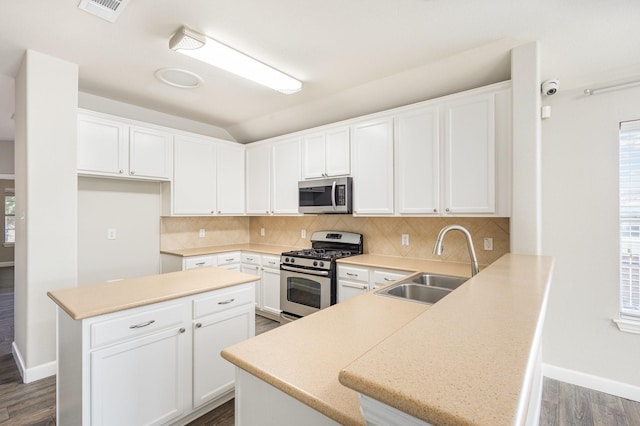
[1, 266, 640, 425]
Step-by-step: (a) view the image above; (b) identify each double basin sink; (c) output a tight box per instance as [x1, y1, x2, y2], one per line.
[375, 273, 468, 305]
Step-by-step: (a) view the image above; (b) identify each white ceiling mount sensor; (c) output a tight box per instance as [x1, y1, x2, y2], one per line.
[78, 0, 131, 23]
[155, 68, 203, 89]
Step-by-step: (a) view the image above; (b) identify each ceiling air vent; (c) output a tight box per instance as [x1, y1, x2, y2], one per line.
[78, 0, 131, 22]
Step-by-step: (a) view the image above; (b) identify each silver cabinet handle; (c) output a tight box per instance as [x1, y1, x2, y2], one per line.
[433, 208, 437, 213]
[445, 208, 450, 212]
[130, 170, 135, 175]
[218, 298, 235, 305]
[195, 262, 206, 266]
[384, 277, 394, 281]
[118, 169, 124, 174]
[218, 211, 221, 214]
[246, 257, 254, 261]
[179, 327, 186, 333]
[129, 320, 155, 329]
[195, 323, 202, 328]
[267, 261, 276, 265]
[346, 272, 358, 277]
[225, 258, 234, 262]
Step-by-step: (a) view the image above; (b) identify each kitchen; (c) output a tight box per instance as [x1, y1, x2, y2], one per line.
[1, 0, 640, 424]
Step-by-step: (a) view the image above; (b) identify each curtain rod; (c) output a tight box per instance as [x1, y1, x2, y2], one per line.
[584, 79, 640, 96]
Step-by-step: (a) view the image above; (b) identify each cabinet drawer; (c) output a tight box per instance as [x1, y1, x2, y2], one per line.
[338, 266, 369, 283]
[193, 285, 253, 319]
[91, 303, 186, 349]
[372, 269, 412, 287]
[241, 253, 261, 266]
[184, 255, 215, 270]
[217, 252, 241, 266]
[262, 255, 280, 270]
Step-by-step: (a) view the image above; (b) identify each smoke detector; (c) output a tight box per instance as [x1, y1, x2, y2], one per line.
[78, 0, 131, 22]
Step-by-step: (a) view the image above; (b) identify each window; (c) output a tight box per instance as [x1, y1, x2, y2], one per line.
[4, 188, 14, 245]
[619, 120, 640, 324]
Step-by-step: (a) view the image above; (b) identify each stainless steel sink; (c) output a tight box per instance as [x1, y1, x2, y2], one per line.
[375, 273, 467, 305]
[409, 273, 468, 290]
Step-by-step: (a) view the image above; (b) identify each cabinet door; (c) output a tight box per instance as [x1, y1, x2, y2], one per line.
[173, 137, 216, 215]
[443, 93, 496, 214]
[90, 326, 187, 426]
[395, 106, 440, 214]
[242, 264, 262, 310]
[261, 267, 281, 315]
[324, 126, 350, 177]
[77, 114, 128, 176]
[216, 143, 245, 214]
[351, 118, 394, 215]
[271, 138, 301, 214]
[129, 126, 172, 180]
[301, 132, 326, 179]
[338, 280, 368, 303]
[193, 304, 254, 408]
[246, 144, 271, 215]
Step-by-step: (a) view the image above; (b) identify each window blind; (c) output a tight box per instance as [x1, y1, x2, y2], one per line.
[620, 120, 640, 318]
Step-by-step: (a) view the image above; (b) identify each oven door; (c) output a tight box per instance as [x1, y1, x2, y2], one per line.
[280, 266, 332, 318]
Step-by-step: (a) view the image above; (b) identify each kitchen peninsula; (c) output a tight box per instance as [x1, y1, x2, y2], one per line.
[221, 254, 553, 425]
[48, 267, 260, 425]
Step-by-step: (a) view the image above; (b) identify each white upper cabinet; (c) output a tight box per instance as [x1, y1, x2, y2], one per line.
[395, 105, 440, 215]
[301, 126, 350, 179]
[173, 136, 217, 215]
[78, 112, 172, 181]
[271, 137, 301, 214]
[351, 118, 394, 215]
[245, 143, 271, 215]
[443, 92, 496, 215]
[172, 136, 245, 216]
[216, 143, 245, 214]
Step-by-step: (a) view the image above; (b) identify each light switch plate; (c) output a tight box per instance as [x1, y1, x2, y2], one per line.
[301, 229, 306, 239]
[483, 237, 493, 251]
[260, 228, 265, 237]
[199, 229, 205, 238]
[107, 228, 116, 240]
[401, 234, 409, 246]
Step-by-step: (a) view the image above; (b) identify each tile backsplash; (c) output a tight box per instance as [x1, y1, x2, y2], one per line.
[161, 216, 509, 266]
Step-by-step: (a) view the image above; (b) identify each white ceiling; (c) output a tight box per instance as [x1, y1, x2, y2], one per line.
[0, 0, 639, 142]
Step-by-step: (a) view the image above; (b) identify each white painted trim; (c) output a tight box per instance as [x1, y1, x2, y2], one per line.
[543, 363, 640, 402]
[12, 341, 56, 383]
[613, 317, 640, 334]
[0, 174, 15, 180]
[0, 261, 14, 267]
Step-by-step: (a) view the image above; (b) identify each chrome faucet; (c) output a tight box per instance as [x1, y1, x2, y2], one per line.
[433, 225, 479, 276]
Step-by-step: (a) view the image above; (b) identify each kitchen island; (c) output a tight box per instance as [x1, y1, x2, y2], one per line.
[49, 267, 260, 426]
[221, 254, 553, 425]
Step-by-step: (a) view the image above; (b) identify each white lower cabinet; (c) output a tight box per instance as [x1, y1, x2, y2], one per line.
[337, 265, 412, 303]
[56, 283, 255, 425]
[192, 294, 255, 409]
[261, 264, 281, 316]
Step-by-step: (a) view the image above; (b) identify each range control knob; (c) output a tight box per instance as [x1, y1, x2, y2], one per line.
[291, 258, 295, 263]
[285, 257, 290, 263]
[319, 261, 325, 267]
[313, 261, 318, 267]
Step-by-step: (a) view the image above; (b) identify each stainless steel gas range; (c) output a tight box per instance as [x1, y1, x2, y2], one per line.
[279, 231, 363, 323]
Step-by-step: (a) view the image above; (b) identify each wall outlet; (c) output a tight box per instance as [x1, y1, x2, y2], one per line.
[483, 237, 493, 251]
[401, 234, 409, 246]
[107, 228, 116, 240]
[301, 229, 306, 239]
[260, 228, 265, 237]
[199, 229, 205, 238]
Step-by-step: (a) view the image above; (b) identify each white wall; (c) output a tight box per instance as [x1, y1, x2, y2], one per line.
[78, 177, 161, 285]
[0, 140, 14, 175]
[14, 50, 78, 381]
[78, 92, 236, 142]
[541, 84, 640, 387]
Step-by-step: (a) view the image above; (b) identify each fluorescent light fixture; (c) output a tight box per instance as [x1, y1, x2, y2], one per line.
[169, 26, 302, 94]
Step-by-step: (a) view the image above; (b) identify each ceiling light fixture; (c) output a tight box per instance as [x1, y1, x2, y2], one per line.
[169, 26, 302, 94]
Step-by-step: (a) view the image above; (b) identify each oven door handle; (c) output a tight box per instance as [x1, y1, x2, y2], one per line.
[281, 265, 330, 277]
[331, 180, 337, 211]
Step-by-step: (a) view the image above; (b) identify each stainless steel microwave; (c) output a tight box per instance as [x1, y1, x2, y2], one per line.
[298, 177, 352, 214]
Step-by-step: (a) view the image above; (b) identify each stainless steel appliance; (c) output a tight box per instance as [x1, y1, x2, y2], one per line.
[298, 177, 352, 214]
[280, 231, 363, 322]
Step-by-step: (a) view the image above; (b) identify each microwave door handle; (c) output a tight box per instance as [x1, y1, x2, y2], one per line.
[331, 181, 337, 210]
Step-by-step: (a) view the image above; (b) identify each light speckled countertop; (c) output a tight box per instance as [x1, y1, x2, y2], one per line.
[48, 267, 260, 320]
[222, 254, 554, 425]
[160, 243, 301, 257]
[337, 253, 474, 277]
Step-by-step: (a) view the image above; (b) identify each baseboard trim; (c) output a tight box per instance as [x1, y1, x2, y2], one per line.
[12, 341, 56, 384]
[0, 261, 14, 268]
[543, 363, 640, 402]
